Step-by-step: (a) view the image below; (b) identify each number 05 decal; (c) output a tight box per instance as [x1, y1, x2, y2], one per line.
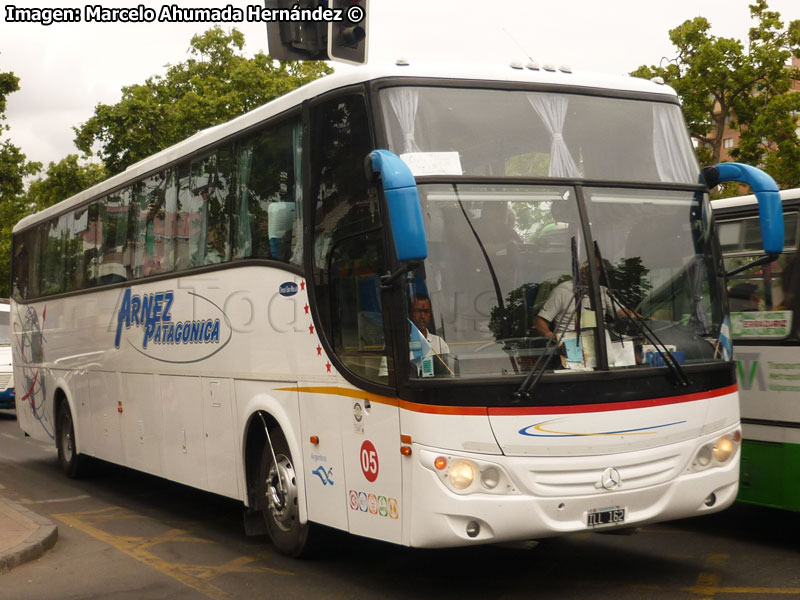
[360, 440, 379, 482]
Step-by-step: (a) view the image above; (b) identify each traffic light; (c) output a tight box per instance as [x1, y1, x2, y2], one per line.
[265, 0, 327, 61]
[328, 0, 369, 65]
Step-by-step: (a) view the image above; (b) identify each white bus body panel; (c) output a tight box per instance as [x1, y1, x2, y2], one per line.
[11, 268, 317, 504]
[487, 390, 735, 456]
[406, 434, 739, 547]
[399, 389, 739, 547]
[735, 345, 800, 427]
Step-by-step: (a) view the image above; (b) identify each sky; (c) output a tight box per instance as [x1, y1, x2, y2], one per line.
[2, 0, 800, 171]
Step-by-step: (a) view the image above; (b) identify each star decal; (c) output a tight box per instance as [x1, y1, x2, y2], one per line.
[326, 362, 332, 373]
[308, 324, 314, 334]
[316, 345, 323, 356]
[300, 281, 306, 291]
[304, 304, 309, 314]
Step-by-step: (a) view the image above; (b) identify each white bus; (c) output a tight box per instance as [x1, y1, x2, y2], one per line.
[11, 63, 784, 556]
[713, 189, 800, 511]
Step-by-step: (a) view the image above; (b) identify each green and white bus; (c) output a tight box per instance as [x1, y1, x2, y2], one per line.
[713, 189, 800, 510]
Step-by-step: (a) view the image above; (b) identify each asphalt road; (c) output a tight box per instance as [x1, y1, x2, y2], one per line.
[1, 409, 799, 600]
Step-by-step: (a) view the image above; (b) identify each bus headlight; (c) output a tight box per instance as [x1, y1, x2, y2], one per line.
[690, 430, 740, 472]
[449, 461, 475, 489]
[481, 467, 500, 489]
[421, 450, 519, 495]
[696, 445, 713, 467]
[713, 436, 735, 463]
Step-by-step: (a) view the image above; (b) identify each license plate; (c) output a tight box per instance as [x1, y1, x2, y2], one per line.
[587, 506, 626, 528]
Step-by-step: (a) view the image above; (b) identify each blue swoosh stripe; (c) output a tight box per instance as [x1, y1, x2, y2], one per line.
[518, 420, 687, 438]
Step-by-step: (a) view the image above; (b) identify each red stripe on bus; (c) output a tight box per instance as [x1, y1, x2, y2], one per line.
[279, 384, 738, 417]
[488, 384, 738, 416]
[398, 399, 487, 416]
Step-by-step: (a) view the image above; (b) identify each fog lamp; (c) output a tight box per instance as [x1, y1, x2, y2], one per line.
[449, 461, 475, 490]
[466, 521, 480, 538]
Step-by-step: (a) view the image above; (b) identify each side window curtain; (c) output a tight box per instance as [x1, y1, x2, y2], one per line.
[156, 169, 178, 274]
[310, 93, 390, 384]
[185, 150, 233, 268]
[62, 211, 79, 292]
[67, 204, 97, 291]
[176, 164, 197, 271]
[40, 216, 67, 296]
[100, 188, 132, 284]
[131, 169, 177, 278]
[12, 227, 41, 301]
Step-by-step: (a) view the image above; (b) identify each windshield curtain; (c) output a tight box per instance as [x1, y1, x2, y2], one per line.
[404, 184, 725, 380]
[380, 86, 699, 184]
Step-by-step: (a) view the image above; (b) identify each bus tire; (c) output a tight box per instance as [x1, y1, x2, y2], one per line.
[57, 401, 86, 478]
[258, 428, 311, 557]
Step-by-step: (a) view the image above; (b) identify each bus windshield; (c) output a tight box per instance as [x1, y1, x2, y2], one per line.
[402, 184, 723, 379]
[380, 86, 699, 183]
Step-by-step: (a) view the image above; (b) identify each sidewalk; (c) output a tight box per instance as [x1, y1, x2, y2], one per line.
[0, 495, 58, 573]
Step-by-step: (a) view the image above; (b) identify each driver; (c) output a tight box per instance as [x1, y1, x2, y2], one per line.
[409, 293, 450, 356]
[534, 259, 636, 340]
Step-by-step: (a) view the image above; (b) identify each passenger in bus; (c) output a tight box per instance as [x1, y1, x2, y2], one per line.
[204, 227, 226, 265]
[778, 255, 798, 311]
[728, 282, 761, 312]
[533, 260, 636, 340]
[409, 293, 450, 356]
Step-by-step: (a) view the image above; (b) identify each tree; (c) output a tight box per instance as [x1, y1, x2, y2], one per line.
[0, 61, 41, 298]
[0, 66, 41, 202]
[24, 155, 106, 213]
[75, 27, 332, 175]
[631, 1, 800, 188]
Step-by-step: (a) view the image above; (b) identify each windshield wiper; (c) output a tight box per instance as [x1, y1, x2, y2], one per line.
[514, 236, 584, 400]
[595, 242, 691, 388]
[453, 185, 519, 374]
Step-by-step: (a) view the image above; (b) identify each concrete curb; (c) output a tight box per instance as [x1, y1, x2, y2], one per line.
[0, 497, 58, 574]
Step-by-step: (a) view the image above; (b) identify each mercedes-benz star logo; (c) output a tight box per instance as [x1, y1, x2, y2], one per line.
[599, 467, 622, 490]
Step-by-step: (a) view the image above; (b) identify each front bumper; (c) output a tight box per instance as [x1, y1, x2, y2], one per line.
[406, 427, 739, 548]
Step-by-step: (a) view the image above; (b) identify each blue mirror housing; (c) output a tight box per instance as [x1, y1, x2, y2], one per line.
[369, 149, 428, 262]
[706, 162, 784, 254]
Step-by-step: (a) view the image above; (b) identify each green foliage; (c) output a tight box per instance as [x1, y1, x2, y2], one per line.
[0, 60, 42, 298]
[74, 26, 332, 175]
[605, 257, 651, 309]
[25, 154, 107, 212]
[631, 0, 800, 188]
[0, 64, 41, 202]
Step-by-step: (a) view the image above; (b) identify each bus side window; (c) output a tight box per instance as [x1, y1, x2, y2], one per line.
[233, 117, 302, 265]
[12, 227, 41, 300]
[99, 189, 132, 285]
[40, 216, 67, 296]
[310, 93, 390, 383]
[131, 169, 177, 278]
[723, 212, 799, 340]
[68, 204, 96, 290]
[180, 150, 233, 269]
[328, 232, 389, 382]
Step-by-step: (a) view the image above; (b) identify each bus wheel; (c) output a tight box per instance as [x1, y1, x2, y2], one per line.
[258, 429, 310, 557]
[57, 402, 86, 478]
